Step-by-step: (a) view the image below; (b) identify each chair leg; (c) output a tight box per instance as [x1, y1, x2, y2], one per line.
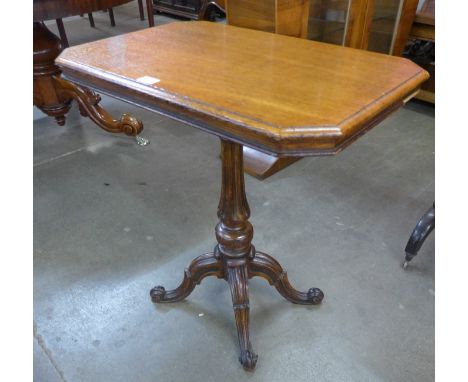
[146, 0, 155, 27]
[108, 8, 116, 27]
[403, 203, 435, 268]
[55, 18, 69, 48]
[88, 13, 95, 27]
[138, 0, 145, 20]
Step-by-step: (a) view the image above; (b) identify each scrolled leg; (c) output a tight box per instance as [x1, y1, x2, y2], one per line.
[249, 251, 324, 305]
[54, 76, 144, 136]
[150, 252, 223, 303]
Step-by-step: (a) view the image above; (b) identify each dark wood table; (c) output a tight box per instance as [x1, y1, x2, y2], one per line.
[33, 0, 151, 142]
[56, 21, 428, 371]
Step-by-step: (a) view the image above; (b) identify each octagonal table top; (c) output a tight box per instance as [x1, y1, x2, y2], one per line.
[57, 21, 429, 156]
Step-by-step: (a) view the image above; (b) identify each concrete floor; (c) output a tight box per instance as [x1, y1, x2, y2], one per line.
[34, 3, 435, 381]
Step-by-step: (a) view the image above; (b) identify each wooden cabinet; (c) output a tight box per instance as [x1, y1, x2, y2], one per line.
[308, 0, 408, 53]
[226, 0, 310, 38]
[393, 0, 434, 103]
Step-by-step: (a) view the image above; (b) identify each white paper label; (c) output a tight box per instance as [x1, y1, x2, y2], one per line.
[136, 76, 160, 85]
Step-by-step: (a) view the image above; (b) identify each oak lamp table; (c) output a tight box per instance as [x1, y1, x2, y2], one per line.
[56, 21, 428, 371]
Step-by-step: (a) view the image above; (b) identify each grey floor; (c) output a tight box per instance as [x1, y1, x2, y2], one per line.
[34, 3, 435, 381]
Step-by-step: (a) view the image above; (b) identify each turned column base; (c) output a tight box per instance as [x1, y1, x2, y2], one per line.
[150, 245, 323, 371]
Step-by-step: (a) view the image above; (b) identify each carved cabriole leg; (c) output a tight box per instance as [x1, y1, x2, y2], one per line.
[150, 252, 223, 302]
[249, 251, 324, 304]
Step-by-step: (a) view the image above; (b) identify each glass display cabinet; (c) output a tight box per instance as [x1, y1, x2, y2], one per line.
[308, 0, 416, 54]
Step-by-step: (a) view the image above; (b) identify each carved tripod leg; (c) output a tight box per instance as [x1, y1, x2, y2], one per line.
[226, 262, 258, 371]
[249, 251, 324, 305]
[150, 252, 223, 303]
[215, 140, 258, 370]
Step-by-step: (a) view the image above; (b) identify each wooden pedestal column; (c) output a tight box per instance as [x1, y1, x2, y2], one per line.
[150, 139, 324, 371]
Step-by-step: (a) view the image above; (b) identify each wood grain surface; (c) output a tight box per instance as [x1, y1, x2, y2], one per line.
[57, 21, 428, 156]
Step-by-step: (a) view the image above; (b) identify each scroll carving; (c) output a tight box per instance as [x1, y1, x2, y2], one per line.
[54, 76, 144, 136]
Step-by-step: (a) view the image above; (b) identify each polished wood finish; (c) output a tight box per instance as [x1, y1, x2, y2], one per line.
[391, 0, 434, 103]
[227, 0, 276, 33]
[34, 22, 72, 126]
[276, 0, 309, 38]
[345, 0, 375, 49]
[410, 21, 435, 41]
[392, 0, 436, 54]
[150, 139, 323, 370]
[391, 0, 419, 56]
[56, 21, 427, 370]
[226, 0, 310, 177]
[227, 0, 309, 38]
[34, 22, 144, 134]
[414, 0, 435, 26]
[33, 2, 143, 136]
[243, 147, 300, 179]
[54, 76, 144, 136]
[57, 21, 428, 156]
[34, 1, 145, 136]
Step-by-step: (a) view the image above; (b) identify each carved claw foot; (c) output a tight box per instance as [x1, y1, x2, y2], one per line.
[239, 350, 258, 371]
[150, 252, 222, 304]
[150, 286, 166, 303]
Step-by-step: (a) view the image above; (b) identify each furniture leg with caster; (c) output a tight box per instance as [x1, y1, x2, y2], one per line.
[403, 203, 435, 269]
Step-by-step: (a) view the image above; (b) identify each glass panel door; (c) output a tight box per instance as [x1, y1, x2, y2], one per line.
[308, 0, 352, 45]
[367, 0, 402, 53]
